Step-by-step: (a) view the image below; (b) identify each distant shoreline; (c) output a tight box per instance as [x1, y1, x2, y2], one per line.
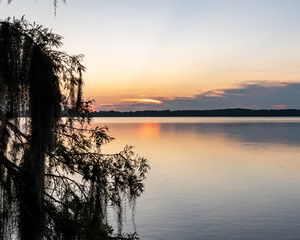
[92, 108, 300, 117]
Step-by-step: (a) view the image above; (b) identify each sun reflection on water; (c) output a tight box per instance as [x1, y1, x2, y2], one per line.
[138, 123, 161, 139]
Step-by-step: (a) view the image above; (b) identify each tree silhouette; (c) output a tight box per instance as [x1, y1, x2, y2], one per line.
[0, 17, 149, 240]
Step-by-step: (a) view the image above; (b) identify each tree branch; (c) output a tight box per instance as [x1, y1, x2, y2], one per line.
[0, 153, 20, 178]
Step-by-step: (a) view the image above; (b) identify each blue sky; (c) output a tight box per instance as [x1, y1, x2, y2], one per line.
[1, 0, 300, 110]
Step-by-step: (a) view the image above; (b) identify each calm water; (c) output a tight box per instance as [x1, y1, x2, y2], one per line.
[93, 117, 300, 240]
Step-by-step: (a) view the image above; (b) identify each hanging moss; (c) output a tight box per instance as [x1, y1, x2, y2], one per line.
[0, 18, 149, 240]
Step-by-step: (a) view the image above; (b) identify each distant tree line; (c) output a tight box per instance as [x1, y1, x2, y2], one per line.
[93, 108, 300, 117]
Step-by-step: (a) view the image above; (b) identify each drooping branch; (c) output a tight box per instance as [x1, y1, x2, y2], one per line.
[0, 154, 20, 178]
[6, 0, 67, 16]
[0, 18, 149, 240]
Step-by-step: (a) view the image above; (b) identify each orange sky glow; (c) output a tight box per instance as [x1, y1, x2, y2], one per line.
[2, 1, 300, 111]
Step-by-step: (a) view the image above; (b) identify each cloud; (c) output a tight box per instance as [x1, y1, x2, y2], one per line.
[121, 98, 163, 104]
[161, 81, 300, 110]
[109, 102, 165, 112]
[272, 104, 288, 109]
[93, 81, 300, 111]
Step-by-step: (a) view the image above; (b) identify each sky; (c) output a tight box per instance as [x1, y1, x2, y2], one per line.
[1, 0, 300, 111]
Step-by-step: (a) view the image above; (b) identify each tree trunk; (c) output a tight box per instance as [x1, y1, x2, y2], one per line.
[19, 147, 45, 240]
[18, 46, 60, 240]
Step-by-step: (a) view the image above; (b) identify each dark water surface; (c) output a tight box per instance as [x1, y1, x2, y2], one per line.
[94, 117, 300, 240]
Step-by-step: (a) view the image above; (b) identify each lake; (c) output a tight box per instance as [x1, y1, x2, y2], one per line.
[92, 117, 300, 240]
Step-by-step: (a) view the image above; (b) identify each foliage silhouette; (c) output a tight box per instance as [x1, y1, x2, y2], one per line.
[0, 17, 149, 240]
